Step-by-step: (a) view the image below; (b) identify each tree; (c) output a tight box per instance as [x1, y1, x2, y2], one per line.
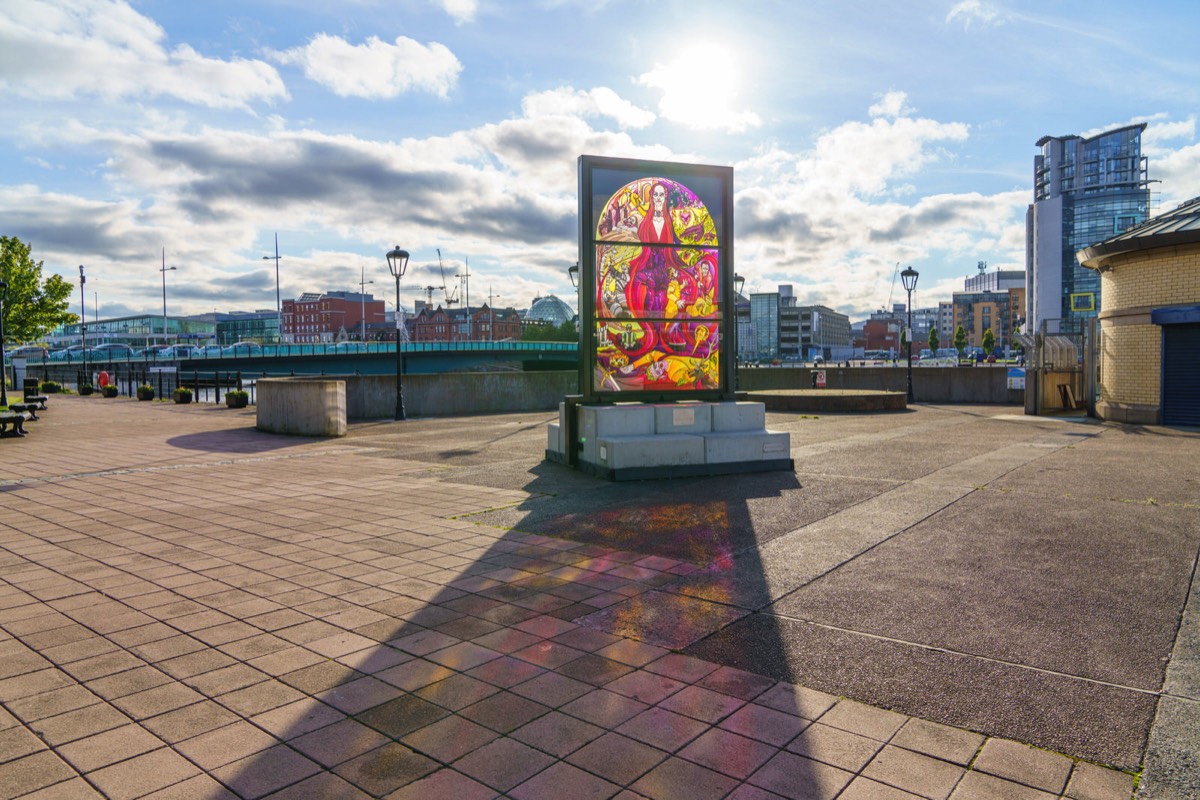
[899, 327, 907, 351]
[927, 325, 939, 353]
[1, 236, 77, 344]
[953, 324, 968, 359]
[982, 328, 995, 355]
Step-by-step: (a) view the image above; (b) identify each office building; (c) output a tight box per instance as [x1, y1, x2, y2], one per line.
[749, 285, 850, 360]
[1027, 124, 1151, 334]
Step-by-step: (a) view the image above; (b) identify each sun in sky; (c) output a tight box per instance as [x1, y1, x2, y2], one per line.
[637, 42, 761, 134]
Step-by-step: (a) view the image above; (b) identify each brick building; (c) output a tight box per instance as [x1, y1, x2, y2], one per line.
[281, 291, 385, 344]
[1078, 195, 1200, 425]
[410, 305, 522, 343]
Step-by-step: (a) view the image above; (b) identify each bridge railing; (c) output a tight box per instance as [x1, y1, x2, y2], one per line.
[21, 340, 578, 364]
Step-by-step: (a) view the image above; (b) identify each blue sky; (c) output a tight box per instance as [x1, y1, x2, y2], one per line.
[3, 0, 1199, 325]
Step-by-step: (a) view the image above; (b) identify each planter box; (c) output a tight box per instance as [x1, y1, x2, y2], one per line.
[103, 387, 119, 398]
[173, 394, 192, 404]
[226, 395, 248, 408]
[79, 385, 94, 396]
[137, 389, 155, 401]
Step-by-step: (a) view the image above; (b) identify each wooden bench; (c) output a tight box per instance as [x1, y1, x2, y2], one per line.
[0, 410, 30, 437]
[8, 402, 40, 421]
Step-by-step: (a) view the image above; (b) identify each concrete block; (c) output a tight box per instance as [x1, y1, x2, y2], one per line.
[596, 434, 705, 470]
[712, 401, 766, 432]
[654, 403, 712, 435]
[547, 422, 563, 456]
[703, 430, 790, 463]
[256, 378, 347, 437]
[580, 405, 655, 464]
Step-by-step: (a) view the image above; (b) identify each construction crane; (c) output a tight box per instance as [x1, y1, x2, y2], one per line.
[437, 249, 459, 305]
[421, 286, 437, 306]
[886, 262, 900, 309]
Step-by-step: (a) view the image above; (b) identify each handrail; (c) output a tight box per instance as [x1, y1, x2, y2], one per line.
[20, 340, 579, 364]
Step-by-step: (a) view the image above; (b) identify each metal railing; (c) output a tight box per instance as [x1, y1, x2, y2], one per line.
[20, 340, 578, 364]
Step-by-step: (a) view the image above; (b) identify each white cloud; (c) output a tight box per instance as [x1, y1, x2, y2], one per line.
[272, 34, 462, 99]
[522, 87, 655, 129]
[441, 0, 478, 24]
[0, 0, 286, 109]
[731, 105, 1019, 315]
[0, 91, 1016, 319]
[868, 91, 914, 119]
[945, 0, 1006, 29]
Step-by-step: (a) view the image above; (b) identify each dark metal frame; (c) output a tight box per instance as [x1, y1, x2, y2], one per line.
[577, 155, 736, 404]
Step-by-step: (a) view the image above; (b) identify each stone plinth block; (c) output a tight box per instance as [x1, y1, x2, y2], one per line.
[654, 403, 713, 435]
[598, 434, 705, 470]
[703, 431, 791, 463]
[711, 401, 766, 432]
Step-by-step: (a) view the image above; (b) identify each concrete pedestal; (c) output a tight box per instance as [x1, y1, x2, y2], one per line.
[546, 401, 793, 481]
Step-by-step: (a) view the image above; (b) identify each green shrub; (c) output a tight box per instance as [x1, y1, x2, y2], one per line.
[41, 381, 62, 393]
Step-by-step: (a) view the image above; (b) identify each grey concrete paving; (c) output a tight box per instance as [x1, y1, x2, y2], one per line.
[0, 396, 1192, 798]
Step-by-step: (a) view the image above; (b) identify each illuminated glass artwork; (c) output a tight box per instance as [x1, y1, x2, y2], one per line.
[592, 176, 721, 392]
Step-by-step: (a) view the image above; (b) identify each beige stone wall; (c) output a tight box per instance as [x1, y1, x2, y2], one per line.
[1095, 242, 1200, 421]
[1099, 323, 1160, 407]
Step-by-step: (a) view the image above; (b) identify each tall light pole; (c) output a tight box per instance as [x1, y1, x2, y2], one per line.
[901, 266, 919, 403]
[734, 273, 745, 390]
[0, 280, 8, 406]
[459, 258, 471, 342]
[263, 234, 282, 343]
[161, 250, 176, 346]
[78, 265, 87, 383]
[386, 246, 409, 421]
[359, 266, 374, 342]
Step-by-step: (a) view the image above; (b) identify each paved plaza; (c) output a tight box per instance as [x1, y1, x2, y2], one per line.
[0, 396, 1197, 799]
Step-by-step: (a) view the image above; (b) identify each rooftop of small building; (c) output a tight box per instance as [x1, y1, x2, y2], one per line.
[1078, 194, 1200, 268]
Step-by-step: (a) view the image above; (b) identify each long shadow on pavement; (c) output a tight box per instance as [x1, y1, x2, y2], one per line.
[203, 462, 853, 798]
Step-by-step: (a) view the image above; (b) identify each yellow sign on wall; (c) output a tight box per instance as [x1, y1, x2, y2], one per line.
[1070, 292, 1096, 313]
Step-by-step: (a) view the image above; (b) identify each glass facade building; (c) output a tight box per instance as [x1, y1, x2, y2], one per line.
[1027, 124, 1151, 334]
[51, 315, 217, 348]
[749, 292, 779, 358]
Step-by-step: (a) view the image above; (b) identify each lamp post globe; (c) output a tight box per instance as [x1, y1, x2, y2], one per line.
[386, 247, 409, 421]
[900, 266, 919, 403]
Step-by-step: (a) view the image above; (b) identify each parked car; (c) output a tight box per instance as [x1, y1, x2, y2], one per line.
[7, 345, 49, 361]
[135, 346, 169, 359]
[195, 345, 225, 357]
[49, 345, 92, 362]
[158, 345, 201, 359]
[91, 343, 135, 360]
[222, 342, 262, 356]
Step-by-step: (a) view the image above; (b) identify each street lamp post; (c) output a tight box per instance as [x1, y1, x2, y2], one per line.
[733, 273, 745, 391]
[386, 246, 409, 421]
[160, 250, 176, 346]
[79, 265, 87, 386]
[901, 266, 919, 403]
[0, 280, 8, 406]
[359, 266, 374, 342]
[263, 234, 282, 343]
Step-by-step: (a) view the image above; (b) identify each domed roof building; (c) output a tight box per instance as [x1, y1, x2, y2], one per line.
[525, 294, 576, 327]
